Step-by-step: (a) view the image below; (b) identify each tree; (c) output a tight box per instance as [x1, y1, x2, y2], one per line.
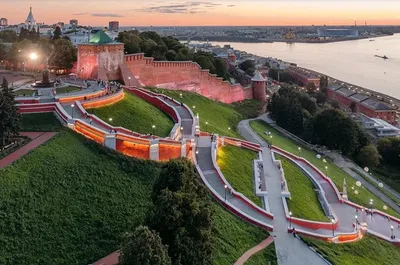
[0, 41, 6, 62]
[165, 50, 177, 61]
[53, 26, 62, 40]
[148, 159, 213, 265]
[350, 101, 358, 113]
[214, 58, 230, 81]
[329, 100, 340, 109]
[377, 137, 400, 168]
[356, 144, 380, 168]
[49, 39, 77, 69]
[314, 92, 327, 105]
[0, 30, 18, 42]
[0, 77, 21, 146]
[119, 226, 171, 265]
[306, 82, 316, 93]
[320, 76, 328, 93]
[239, 59, 255, 73]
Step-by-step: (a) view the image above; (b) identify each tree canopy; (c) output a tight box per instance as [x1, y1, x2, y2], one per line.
[377, 137, 400, 168]
[356, 144, 380, 168]
[0, 77, 21, 146]
[119, 226, 171, 265]
[148, 159, 213, 265]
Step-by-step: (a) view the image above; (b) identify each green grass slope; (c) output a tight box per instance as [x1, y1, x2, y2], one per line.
[20, 113, 63, 132]
[147, 87, 261, 138]
[244, 245, 277, 265]
[212, 204, 276, 265]
[216, 145, 261, 207]
[89, 92, 174, 137]
[275, 154, 329, 222]
[0, 128, 276, 265]
[250, 120, 400, 218]
[302, 236, 400, 265]
[0, 129, 160, 265]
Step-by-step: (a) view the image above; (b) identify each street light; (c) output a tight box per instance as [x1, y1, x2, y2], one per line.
[369, 199, 373, 211]
[355, 215, 358, 230]
[331, 219, 335, 236]
[228, 127, 231, 137]
[128, 76, 131, 87]
[195, 150, 199, 161]
[289, 211, 292, 229]
[109, 118, 113, 123]
[298, 147, 301, 157]
[224, 184, 228, 201]
[71, 104, 75, 118]
[152, 125, 156, 136]
[325, 166, 328, 176]
[180, 93, 183, 106]
[205, 121, 208, 132]
[269, 135, 273, 145]
[29, 52, 38, 60]
[391, 225, 395, 239]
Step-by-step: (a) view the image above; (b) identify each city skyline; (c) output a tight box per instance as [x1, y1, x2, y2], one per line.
[2, 0, 400, 27]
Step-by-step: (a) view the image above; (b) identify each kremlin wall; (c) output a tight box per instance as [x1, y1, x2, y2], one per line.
[77, 31, 267, 105]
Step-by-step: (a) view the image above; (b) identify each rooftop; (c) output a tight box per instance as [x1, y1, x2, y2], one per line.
[336, 86, 356, 97]
[349, 93, 369, 102]
[251, 70, 267, 82]
[89, 30, 115, 44]
[361, 98, 395, 111]
[371, 118, 400, 132]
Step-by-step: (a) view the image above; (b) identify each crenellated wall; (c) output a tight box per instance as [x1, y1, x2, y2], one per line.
[123, 53, 255, 104]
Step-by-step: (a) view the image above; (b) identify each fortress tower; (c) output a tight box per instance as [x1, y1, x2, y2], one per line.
[77, 30, 124, 80]
[251, 70, 267, 102]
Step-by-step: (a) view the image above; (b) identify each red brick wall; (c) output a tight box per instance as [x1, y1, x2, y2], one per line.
[124, 53, 254, 103]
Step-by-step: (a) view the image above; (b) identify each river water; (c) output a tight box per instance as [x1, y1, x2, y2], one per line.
[205, 34, 400, 100]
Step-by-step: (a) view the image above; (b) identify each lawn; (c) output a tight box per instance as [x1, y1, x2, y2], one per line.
[372, 167, 400, 195]
[250, 120, 400, 218]
[212, 203, 276, 265]
[244, 244, 277, 265]
[56, 86, 80, 94]
[216, 144, 262, 207]
[147, 87, 261, 138]
[0, 129, 161, 265]
[275, 154, 329, 222]
[15, 89, 36, 96]
[88, 92, 174, 137]
[0, 128, 276, 265]
[301, 236, 400, 265]
[20, 113, 63, 132]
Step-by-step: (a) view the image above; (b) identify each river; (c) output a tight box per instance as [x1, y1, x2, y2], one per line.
[203, 35, 400, 100]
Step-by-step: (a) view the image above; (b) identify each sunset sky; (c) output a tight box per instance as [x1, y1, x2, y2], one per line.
[2, 0, 400, 26]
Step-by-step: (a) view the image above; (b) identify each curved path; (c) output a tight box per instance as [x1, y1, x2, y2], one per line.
[234, 236, 274, 265]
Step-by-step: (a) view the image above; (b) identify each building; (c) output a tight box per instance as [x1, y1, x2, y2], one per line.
[77, 30, 124, 80]
[327, 84, 397, 124]
[70, 19, 78, 27]
[109, 21, 119, 32]
[57, 22, 65, 28]
[287, 66, 320, 88]
[25, 7, 39, 31]
[317, 29, 359, 38]
[355, 114, 400, 138]
[0, 18, 8, 26]
[66, 30, 90, 47]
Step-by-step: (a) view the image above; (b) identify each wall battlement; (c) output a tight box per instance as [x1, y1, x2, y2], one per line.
[123, 53, 263, 104]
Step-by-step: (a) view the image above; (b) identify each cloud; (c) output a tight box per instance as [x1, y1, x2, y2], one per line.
[134, 1, 221, 14]
[73, 13, 88, 16]
[91, 13, 123, 17]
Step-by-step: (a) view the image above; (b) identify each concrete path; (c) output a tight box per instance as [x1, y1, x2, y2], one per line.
[92, 251, 119, 265]
[260, 113, 400, 214]
[0, 132, 57, 168]
[234, 236, 274, 265]
[239, 119, 329, 265]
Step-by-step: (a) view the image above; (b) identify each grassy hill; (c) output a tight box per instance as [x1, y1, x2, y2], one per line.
[250, 120, 400, 219]
[89, 92, 174, 137]
[147, 87, 261, 138]
[275, 154, 329, 222]
[0, 128, 276, 264]
[217, 144, 262, 207]
[20, 113, 63, 132]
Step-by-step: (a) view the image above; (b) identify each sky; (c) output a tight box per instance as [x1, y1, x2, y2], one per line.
[2, 0, 400, 27]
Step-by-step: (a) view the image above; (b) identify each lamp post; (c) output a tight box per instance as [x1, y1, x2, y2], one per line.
[269, 135, 273, 145]
[109, 118, 113, 124]
[71, 104, 75, 118]
[128, 76, 131, 87]
[224, 184, 228, 201]
[289, 211, 292, 229]
[325, 166, 328, 176]
[298, 147, 301, 157]
[152, 125, 156, 136]
[228, 127, 231, 137]
[331, 219, 335, 236]
[391, 225, 395, 239]
[180, 93, 183, 106]
[205, 121, 208, 132]
[369, 199, 373, 212]
[355, 215, 358, 230]
[195, 150, 199, 162]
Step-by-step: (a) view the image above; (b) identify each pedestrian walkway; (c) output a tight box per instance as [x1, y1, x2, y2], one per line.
[92, 251, 119, 265]
[239, 119, 329, 265]
[0, 132, 57, 168]
[234, 236, 274, 265]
